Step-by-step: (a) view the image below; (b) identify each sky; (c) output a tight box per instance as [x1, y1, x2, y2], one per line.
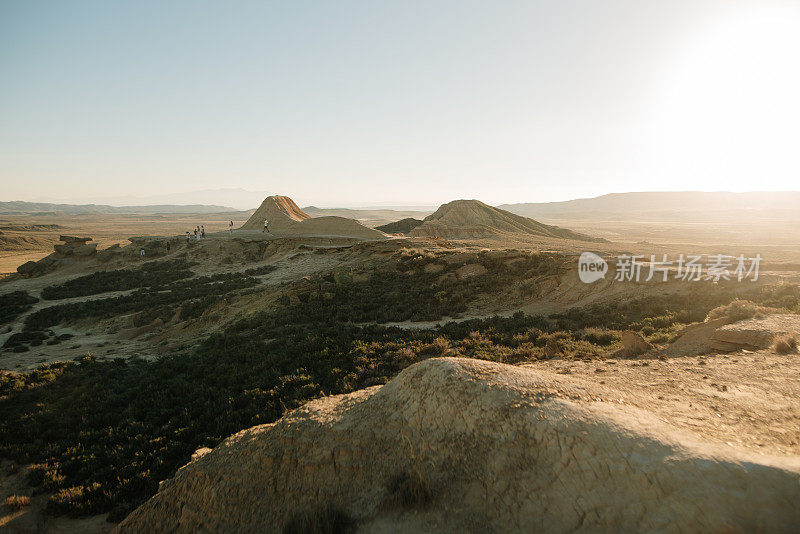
[1, 0, 799, 208]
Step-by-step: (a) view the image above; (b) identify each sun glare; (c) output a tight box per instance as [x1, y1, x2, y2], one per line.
[646, 3, 800, 192]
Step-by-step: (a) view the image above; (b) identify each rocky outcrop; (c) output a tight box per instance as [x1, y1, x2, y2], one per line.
[116, 358, 800, 533]
[59, 235, 92, 244]
[618, 330, 654, 357]
[16, 255, 58, 277]
[710, 314, 800, 352]
[53, 244, 73, 256]
[54, 236, 96, 259]
[664, 317, 729, 357]
[72, 243, 98, 257]
[16, 236, 107, 276]
[16, 260, 40, 275]
[97, 243, 121, 263]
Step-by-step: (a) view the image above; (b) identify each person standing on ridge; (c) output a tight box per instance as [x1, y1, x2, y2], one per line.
[201, 225, 205, 239]
[263, 218, 270, 233]
[229, 220, 234, 234]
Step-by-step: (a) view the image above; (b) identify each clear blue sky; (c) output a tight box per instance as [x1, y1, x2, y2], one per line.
[1, 1, 799, 207]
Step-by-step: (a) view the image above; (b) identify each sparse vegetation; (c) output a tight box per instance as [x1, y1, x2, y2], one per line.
[40, 259, 196, 300]
[774, 336, 797, 354]
[26, 271, 259, 331]
[3, 331, 48, 349]
[706, 299, 780, 323]
[0, 290, 38, 326]
[4, 494, 31, 510]
[552, 284, 800, 335]
[278, 251, 566, 323]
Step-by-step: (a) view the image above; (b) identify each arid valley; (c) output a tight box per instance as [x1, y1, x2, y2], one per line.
[1, 193, 799, 533]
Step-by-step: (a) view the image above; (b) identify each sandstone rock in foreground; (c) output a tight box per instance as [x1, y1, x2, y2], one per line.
[116, 358, 800, 533]
[710, 314, 800, 352]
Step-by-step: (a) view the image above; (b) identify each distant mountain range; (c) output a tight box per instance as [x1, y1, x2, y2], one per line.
[499, 191, 800, 221]
[54, 188, 271, 211]
[0, 201, 241, 215]
[5, 191, 797, 221]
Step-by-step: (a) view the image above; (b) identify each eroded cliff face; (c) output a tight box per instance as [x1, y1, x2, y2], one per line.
[116, 357, 800, 533]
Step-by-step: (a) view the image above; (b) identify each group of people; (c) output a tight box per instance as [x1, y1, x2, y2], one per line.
[182, 219, 270, 242]
[186, 225, 206, 242]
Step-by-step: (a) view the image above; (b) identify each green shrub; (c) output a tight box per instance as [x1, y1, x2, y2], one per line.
[774, 336, 797, 354]
[26, 272, 259, 330]
[41, 259, 196, 300]
[706, 299, 780, 323]
[4, 494, 30, 510]
[581, 327, 618, 346]
[0, 291, 38, 325]
[3, 331, 48, 349]
[179, 296, 218, 320]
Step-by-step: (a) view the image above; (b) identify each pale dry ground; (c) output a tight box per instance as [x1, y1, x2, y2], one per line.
[4, 211, 800, 275]
[0, 252, 51, 276]
[535, 214, 800, 251]
[524, 351, 800, 456]
[0, 212, 244, 274]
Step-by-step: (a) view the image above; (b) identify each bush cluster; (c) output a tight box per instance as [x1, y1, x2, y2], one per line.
[0, 283, 734, 519]
[0, 291, 38, 326]
[280, 251, 565, 324]
[25, 272, 259, 331]
[41, 259, 196, 300]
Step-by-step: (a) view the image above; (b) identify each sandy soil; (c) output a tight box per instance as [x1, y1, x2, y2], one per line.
[523, 350, 800, 457]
